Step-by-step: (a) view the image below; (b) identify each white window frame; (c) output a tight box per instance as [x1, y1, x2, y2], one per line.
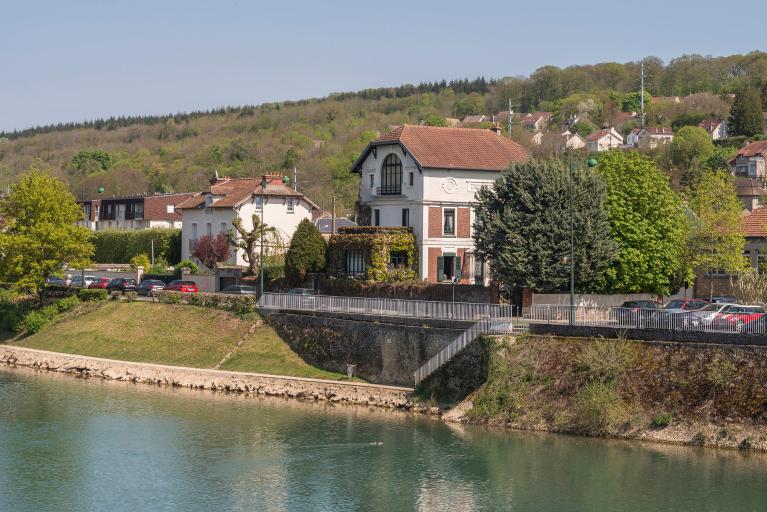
[206, 222, 212, 236]
[191, 223, 198, 240]
[443, 208, 456, 237]
[287, 197, 295, 213]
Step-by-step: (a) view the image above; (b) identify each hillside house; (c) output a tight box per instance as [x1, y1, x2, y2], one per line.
[351, 124, 529, 284]
[177, 175, 320, 269]
[461, 115, 490, 125]
[626, 128, 642, 147]
[77, 193, 195, 231]
[698, 119, 727, 140]
[585, 128, 623, 152]
[637, 127, 674, 149]
[559, 131, 585, 150]
[520, 112, 553, 131]
[730, 140, 767, 180]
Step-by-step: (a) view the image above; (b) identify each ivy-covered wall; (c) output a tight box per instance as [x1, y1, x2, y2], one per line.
[326, 226, 418, 282]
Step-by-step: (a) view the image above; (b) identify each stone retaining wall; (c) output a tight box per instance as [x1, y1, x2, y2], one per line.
[0, 346, 425, 412]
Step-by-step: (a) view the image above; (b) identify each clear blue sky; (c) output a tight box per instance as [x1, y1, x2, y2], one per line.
[1, 0, 765, 132]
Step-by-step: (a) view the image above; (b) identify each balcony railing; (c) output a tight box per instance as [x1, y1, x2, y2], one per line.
[376, 184, 402, 196]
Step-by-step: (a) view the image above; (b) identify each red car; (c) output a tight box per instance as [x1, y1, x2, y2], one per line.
[165, 280, 199, 293]
[88, 277, 111, 289]
[713, 305, 766, 332]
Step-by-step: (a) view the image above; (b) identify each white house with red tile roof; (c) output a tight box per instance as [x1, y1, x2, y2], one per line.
[177, 175, 320, 269]
[77, 192, 196, 231]
[626, 127, 642, 147]
[585, 128, 623, 152]
[519, 112, 553, 131]
[698, 119, 728, 140]
[729, 140, 767, 180]
[741, 208, 767, 270]
[351, 124, 529, 284]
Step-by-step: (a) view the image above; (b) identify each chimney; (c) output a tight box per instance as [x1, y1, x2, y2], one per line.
[489, 123, 502, 134]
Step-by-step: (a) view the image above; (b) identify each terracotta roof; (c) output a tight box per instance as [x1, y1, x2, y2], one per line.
[357, 124, 529, 172]
[143, 193, 196, 221]
[585, 129, 616, 142]
[734, 140, 767, 159]
[743, 207, 767, 237]
[698, 119, 723, 132]
[612, 111, 636, 126]
[177, 176, 320, 210]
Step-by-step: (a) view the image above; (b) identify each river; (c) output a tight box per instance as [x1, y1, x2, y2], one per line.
[0, 367, 765, 512]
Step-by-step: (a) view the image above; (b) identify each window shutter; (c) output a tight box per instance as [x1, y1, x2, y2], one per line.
[454, 255, 462, 281]
[437, 256, 445, 282]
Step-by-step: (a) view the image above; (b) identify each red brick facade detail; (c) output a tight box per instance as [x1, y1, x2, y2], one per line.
[457, 208, 470, 238]
[522, 288, 534, 309]
[428, 247, 442, 283]
[428, 207, 442, 238]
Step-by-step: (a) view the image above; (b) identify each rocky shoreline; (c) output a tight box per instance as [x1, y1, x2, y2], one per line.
[0, 345, 440, 414]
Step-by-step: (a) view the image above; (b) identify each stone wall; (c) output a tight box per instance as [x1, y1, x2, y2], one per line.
[0, 345, 419, 410]
[263, 310, 473, 386]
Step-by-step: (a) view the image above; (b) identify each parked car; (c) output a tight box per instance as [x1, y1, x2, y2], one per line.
[88, 277, 111, 289]
[711, 296, 737, 304]
[610, 300, 661, 326]
[45, 276, 66, 286]
[69, 275, 97, 288]
[712, 304, 766, 332]
[136, 279, 166, 296]
[106, 278, 137, 294]
[165, 280, 199, 293]
[287, 288, 317, 296]
[653, 299, 709, 328]
[221, 285, 258, 295]
[689, 303, 734, 329]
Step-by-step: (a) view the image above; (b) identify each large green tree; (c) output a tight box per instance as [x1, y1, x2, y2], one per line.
[668, 126, 715, 188]
[684, 172, 746, 290]
[0, 170, 93, 296]
[284, 218, 326, 286]
[473, 160, 617, 292]
[621, 91, 652, 112]
[596, 152, 688, 295]
[730, 88, 764, 137]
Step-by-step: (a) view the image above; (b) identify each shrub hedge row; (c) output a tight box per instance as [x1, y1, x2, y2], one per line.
[92, 228, 181, 264]
[153, 290, 258, 315]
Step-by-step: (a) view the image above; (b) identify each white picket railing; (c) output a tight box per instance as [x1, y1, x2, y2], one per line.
[530, 305, 767, 335]
[258, 292, 517, 321]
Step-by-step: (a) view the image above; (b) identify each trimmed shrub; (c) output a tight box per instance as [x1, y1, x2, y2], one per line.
[78, 288, 108, 301]
[285, 219, 326, 286]
[154, 290, 258, 314]
[56, 296, 81, 313]
[173, 259, 199, 274]
[21, 310, 52, 333]
[92, 228, 181, 264]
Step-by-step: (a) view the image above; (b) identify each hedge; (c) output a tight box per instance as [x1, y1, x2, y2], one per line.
[153, 290, 258, 315]
[92, 228, 181, 264]
[78, 289, 109, 301]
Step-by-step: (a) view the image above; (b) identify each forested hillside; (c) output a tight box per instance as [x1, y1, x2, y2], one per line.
[1, 51, 766, 212]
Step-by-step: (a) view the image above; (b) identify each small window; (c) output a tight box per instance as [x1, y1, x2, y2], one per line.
[443, 209, 455, 236]
[390, 251, 408, 268]
[134, 203, 144, 220]
[191, 223, 198, 240]
[374, 209, 380, 226]
[345, 249, 365, 276]
[401, 208, 409, 227]
[369, 174, 374, 188]
[206, 223, 212, 236]
[255, 196, 263, 210]
[287, 197, 294, 213]
[408, 171, 414, 187]
[220, 222, 227, 234]
[166, 204, 175, 214]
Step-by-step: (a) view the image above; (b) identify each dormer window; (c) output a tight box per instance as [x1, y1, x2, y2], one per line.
[287, 197, 294, 213]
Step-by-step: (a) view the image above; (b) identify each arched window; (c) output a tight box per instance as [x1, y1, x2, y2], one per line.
[380, 154, 402, 195]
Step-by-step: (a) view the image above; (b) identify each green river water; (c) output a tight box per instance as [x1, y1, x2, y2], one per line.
[0, 366, 765, 511]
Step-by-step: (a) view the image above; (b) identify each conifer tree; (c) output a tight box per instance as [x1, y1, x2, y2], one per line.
[285, 219, 326, 286]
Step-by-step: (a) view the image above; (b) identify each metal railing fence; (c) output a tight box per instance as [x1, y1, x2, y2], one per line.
[258, 293, 517, 321]
[530, 305, 767, 335]
[414, 318, 517, 385]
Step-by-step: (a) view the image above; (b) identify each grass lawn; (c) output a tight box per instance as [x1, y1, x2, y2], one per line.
[11, 301, 350, 380]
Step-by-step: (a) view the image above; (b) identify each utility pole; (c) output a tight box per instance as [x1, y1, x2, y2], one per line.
[331, 195, 336, 236]
[640, 59, 646, 128]
[293, 167, 298, 191]
[569, 158, 575, 326]
[507, 98, 515, 136]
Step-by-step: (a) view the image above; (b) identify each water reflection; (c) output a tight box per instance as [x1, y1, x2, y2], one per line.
[0, 367, 765, 512]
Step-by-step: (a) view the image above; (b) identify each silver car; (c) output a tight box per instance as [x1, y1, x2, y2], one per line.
[69, 275, 97, 288]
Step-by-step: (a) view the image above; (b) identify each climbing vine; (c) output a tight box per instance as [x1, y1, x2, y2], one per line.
[327, 227, 418, 282]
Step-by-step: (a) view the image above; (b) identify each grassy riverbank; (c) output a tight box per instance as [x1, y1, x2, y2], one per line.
[8, 301, 350, 381]
[452, 334, 767, 451]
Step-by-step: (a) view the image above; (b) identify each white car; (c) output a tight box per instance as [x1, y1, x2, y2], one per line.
[689, 303, 734, 328]
[69, 275, 97, 288]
